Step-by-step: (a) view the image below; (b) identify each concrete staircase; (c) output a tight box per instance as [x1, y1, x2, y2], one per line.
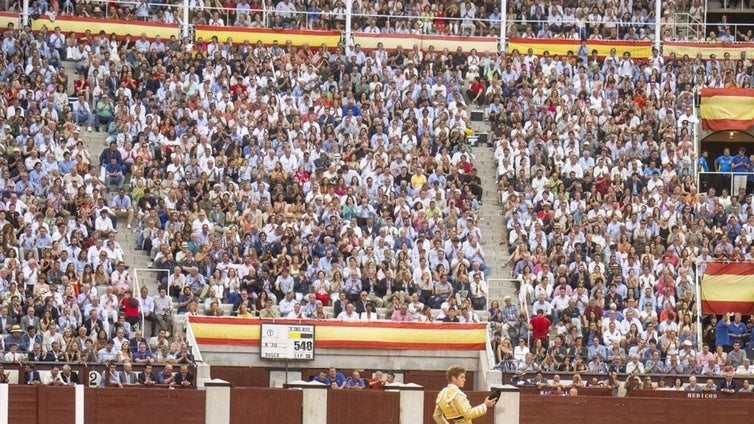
[64, 57, 160, 298]
[468, 112, 515, 305]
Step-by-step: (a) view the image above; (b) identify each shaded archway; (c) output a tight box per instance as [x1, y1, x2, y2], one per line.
[699, 129, 754, 196]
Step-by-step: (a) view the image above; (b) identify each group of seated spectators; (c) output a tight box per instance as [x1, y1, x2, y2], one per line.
[487, 5, 754, 381]
[517, 369, 754, 393]
[16, 360, 195, 387]
[0, 20, 209, 377]
[0, 0, 692, 42]
[311, 366, 399, 389]
[91, 23, 494, 325]
[0, 0, 751, 389]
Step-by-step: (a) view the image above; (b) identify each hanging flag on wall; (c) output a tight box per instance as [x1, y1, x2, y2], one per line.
[700, 88, 754, 131]
[701, 261, 754, 315]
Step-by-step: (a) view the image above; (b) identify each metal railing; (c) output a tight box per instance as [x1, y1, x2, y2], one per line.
[703, 22, 754, 42]
[697, 171, 754, 198]
[672, 12, 705, 41]
[133, 267, 170, 335]
[37, 2, 754, 56]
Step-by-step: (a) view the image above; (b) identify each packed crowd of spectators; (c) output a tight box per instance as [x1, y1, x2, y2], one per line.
[0, 0, 750, 389]
[0, 21, 202, 389]
[18, 0, 499, 328]
[124, 18, 491, 324]
[0, 0, 691, 40]
[486, 30, 754, 382]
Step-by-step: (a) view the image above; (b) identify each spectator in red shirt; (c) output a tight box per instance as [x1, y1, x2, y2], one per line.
[120, 290, 140, 327]
[467, 77, 486, 105]
[73, 72, 90, 98]
[530, 309, 552, 349]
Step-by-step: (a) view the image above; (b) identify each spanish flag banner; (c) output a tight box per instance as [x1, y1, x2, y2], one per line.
[507, 38, 652, 59]
[0, 12, 16, 28]
[354, 33, 498, 54]
[32, 14, 180, 40]
[664, 41, 754, 62]
[701, 262, 754, 315]
[194, 26, 341, 49]
[700, 88, 754, 131]
[188, 316, 487, 351]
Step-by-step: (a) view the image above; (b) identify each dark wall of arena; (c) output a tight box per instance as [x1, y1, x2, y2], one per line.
[13, 385, 754, 423]
[519, 395, 754, 423]
[211, 366, 271, 387]
[9, 385, 75, 424]
[231, 388, 303, 424]
[328, 389, 400, 423]
[83, 388, 206, 424]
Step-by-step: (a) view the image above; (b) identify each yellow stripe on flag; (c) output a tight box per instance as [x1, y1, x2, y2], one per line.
[313, 324, 485, 345]
[664, 41, 754, 61]
[31, 15, 179, 39]
[701, 274, 754, 301]
[507, 38, 652, 58]
[700, 96, 754, 121]
[191, 320, 261, 341]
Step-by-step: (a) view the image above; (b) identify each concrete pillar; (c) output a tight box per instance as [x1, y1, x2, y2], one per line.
[385, 383, 424, 424]
[491, 384, 519, 424]
[0, 384, 8, 424]
[269, 370, 302, 388]
[195, 363, 211, 388]
[284, 381, 328, 424]
[75, 384, 84, 424]
[205, 379, 231, 424]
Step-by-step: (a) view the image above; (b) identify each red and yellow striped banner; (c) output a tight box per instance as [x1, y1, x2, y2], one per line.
[664, 41, 754, 60]
[0, 12, 16, 29]
[701, 262, 754, 314]
[353, 33, 497, 54]
[188, 316, 487, 350]
[700, 88, 754, 131]
[507, 38, 652, 59]
[194, 26, 341, 49]
[32, 15, 179, 40]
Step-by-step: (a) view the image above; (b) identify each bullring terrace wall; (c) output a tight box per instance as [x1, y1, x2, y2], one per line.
[187, 317, 492, 389]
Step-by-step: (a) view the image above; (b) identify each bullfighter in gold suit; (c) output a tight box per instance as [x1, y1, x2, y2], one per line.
[433, 365, 497, 423]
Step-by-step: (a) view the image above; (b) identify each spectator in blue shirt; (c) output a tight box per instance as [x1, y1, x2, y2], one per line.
[326, 367, 347, 389]
[58, 151, 76, 175]
[345, 371, 365, 390]
[698, 150, 709, 172]
[99, 142, 122, 167]
[105, 157, 124, 193]
[731, 148, 750, 174]
[715, 148, 733, 172]
[111, 188, 134, 229]
[716, 313, 731, 351]
[728, 312, 747, 352]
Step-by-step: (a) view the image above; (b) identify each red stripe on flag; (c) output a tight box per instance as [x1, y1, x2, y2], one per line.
[703, 262, 754, 276]
[701, 88, 754, 97]
[702, 300, 754, 315]
[702, 118, 754, 131]
[195, 337, 261, 346]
